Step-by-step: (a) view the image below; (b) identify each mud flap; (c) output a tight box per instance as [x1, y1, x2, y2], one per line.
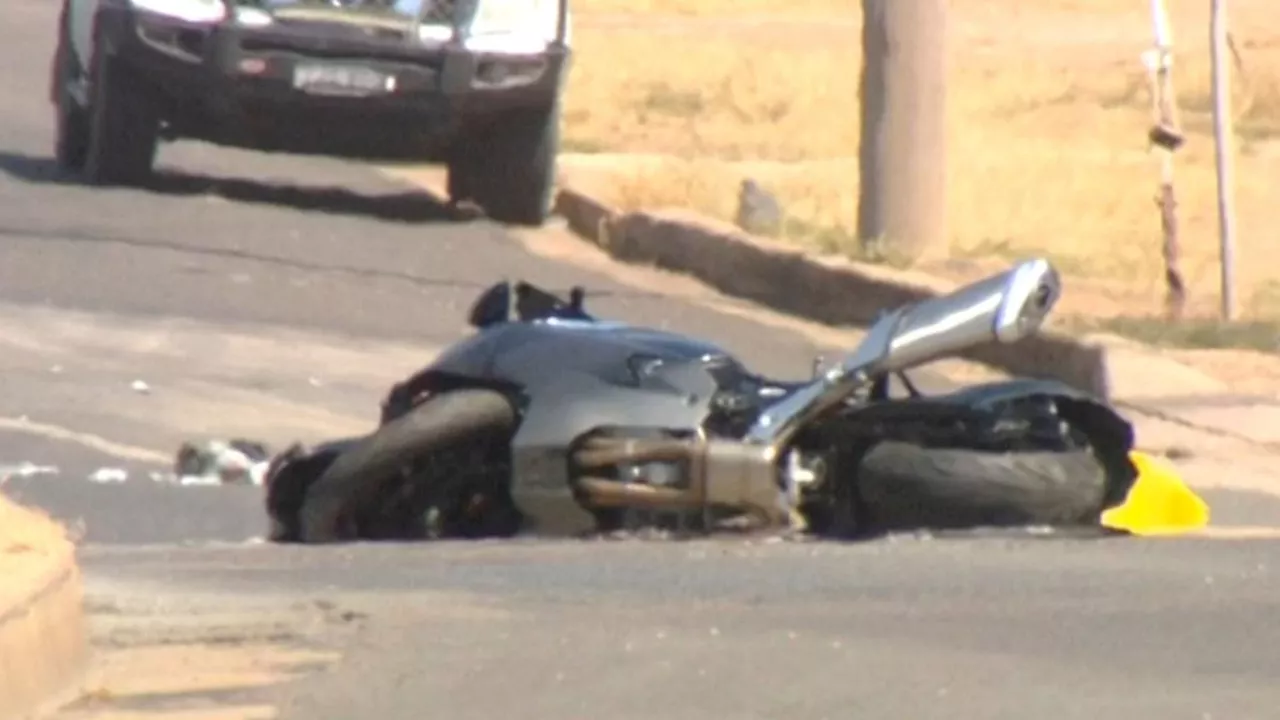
[1100, 451, 1210, 536]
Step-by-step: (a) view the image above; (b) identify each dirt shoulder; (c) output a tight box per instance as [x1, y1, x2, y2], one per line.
[0, 493, 73, 609]
[0, 493, 87, 720]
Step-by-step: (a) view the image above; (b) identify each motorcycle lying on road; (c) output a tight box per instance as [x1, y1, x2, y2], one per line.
[264, 258, 1209, 544]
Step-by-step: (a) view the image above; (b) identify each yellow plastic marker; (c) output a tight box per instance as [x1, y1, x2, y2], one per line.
[1101, 451, 1210, 536]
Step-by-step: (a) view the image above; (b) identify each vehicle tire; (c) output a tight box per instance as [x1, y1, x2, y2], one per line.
[52, 29, 89, 172]
[82, 43, 159, 186]
[468, 102, 560, 227]
[445, 140, 476, 205]
[297, 389, 517, 544]
[850, 441, 1112, 535]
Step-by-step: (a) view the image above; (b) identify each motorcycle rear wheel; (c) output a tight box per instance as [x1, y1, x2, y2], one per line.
[848, 440, 1116, 536]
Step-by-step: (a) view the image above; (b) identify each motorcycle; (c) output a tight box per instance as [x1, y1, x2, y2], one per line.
[264, 258, 1209, 543]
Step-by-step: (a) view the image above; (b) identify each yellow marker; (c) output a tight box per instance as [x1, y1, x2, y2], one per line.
[1101, 451, 1210, 536]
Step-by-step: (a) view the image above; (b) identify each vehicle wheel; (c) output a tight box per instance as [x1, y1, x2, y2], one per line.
[469, 102, 560, 227]
[83, 44, 159, 186]
[297, 389, 516, 544]
[445, 140, 476, 205]
[52, 30, 89, 172]
[849, 441, 1113, 535]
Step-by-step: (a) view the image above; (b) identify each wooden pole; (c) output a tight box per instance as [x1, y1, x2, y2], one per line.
[1210, 0, 1238, 321]
[1145, 0, 1187, 320]
[856, 0, 948, 263]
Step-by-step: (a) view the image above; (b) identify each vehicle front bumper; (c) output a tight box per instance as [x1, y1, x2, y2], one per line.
[96, 5, 569, 156]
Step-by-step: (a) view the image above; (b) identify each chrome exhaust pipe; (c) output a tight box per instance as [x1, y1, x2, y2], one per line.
[745, 258, 1062, 450]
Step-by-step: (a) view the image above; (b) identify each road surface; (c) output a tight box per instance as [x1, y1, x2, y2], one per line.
[2, 1, 1280, 719]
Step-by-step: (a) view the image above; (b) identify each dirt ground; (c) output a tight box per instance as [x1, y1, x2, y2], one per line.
[0, 492, 73, 609]
[563, 0, 1280, 328]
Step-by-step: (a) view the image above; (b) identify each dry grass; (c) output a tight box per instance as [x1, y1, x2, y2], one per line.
[562, 0, 1280, 327]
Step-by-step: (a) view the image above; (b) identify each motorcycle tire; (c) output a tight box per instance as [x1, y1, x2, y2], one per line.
[264, 439, 363, 543]
[297, 389, 516, 544]
[851, 440, 1113, 535]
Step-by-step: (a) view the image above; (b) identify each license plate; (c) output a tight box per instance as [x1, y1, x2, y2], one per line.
[292, 64, 391, 96]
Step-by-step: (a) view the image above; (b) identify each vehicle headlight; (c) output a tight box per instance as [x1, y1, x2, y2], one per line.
[130, 0, 228, 24]
[463, 0, 569, 54]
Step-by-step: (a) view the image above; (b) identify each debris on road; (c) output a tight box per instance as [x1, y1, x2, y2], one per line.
[0, 462, 59, 486]
[89, 467, 128, 484]
[173, 439, 273, 487]
[81, 440, 275, 488]
[130, 380, 151, 394]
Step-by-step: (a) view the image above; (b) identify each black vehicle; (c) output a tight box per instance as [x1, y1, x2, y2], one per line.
[51, 0, 570, 225]
[263, 259, 1154, 544]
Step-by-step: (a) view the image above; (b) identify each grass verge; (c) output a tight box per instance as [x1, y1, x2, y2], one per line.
[562, 0, 1280, 328]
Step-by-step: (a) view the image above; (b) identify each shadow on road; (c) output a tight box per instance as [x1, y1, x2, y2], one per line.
[0, 150, 475, 224]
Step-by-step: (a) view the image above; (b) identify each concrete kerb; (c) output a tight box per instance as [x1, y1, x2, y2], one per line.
[0, 495, 89, 720]
[553, 188, 1113, 398]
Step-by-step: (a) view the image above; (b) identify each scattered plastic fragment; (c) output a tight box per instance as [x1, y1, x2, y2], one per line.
[89, 467, 128, 484]
[131, 380, 151, 394]
[0, 462, 60, 485]
[7, 462, 59, 477]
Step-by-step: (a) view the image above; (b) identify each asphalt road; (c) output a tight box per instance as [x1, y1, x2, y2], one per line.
[4, 1, 1280, 718]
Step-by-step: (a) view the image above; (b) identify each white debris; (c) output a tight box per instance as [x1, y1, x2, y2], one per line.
[4, 462, 60, 477]
[0, 462, 59, 485]
[308, 377, 323, 387]
[49, 364, 63, 374]
[248, 461, 270, 487]
[130, 380, 151, 394]
[173, 438, 272, 487]
[89, 467, 128, 484]
[178, 473, 225, 487]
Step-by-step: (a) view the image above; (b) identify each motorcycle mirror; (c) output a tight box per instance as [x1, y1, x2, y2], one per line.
[468, 281, 512, 328]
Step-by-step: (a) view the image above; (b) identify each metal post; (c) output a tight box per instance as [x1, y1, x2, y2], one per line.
[856, 0, 948, 263]
[1210, 0, 1238, 321]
